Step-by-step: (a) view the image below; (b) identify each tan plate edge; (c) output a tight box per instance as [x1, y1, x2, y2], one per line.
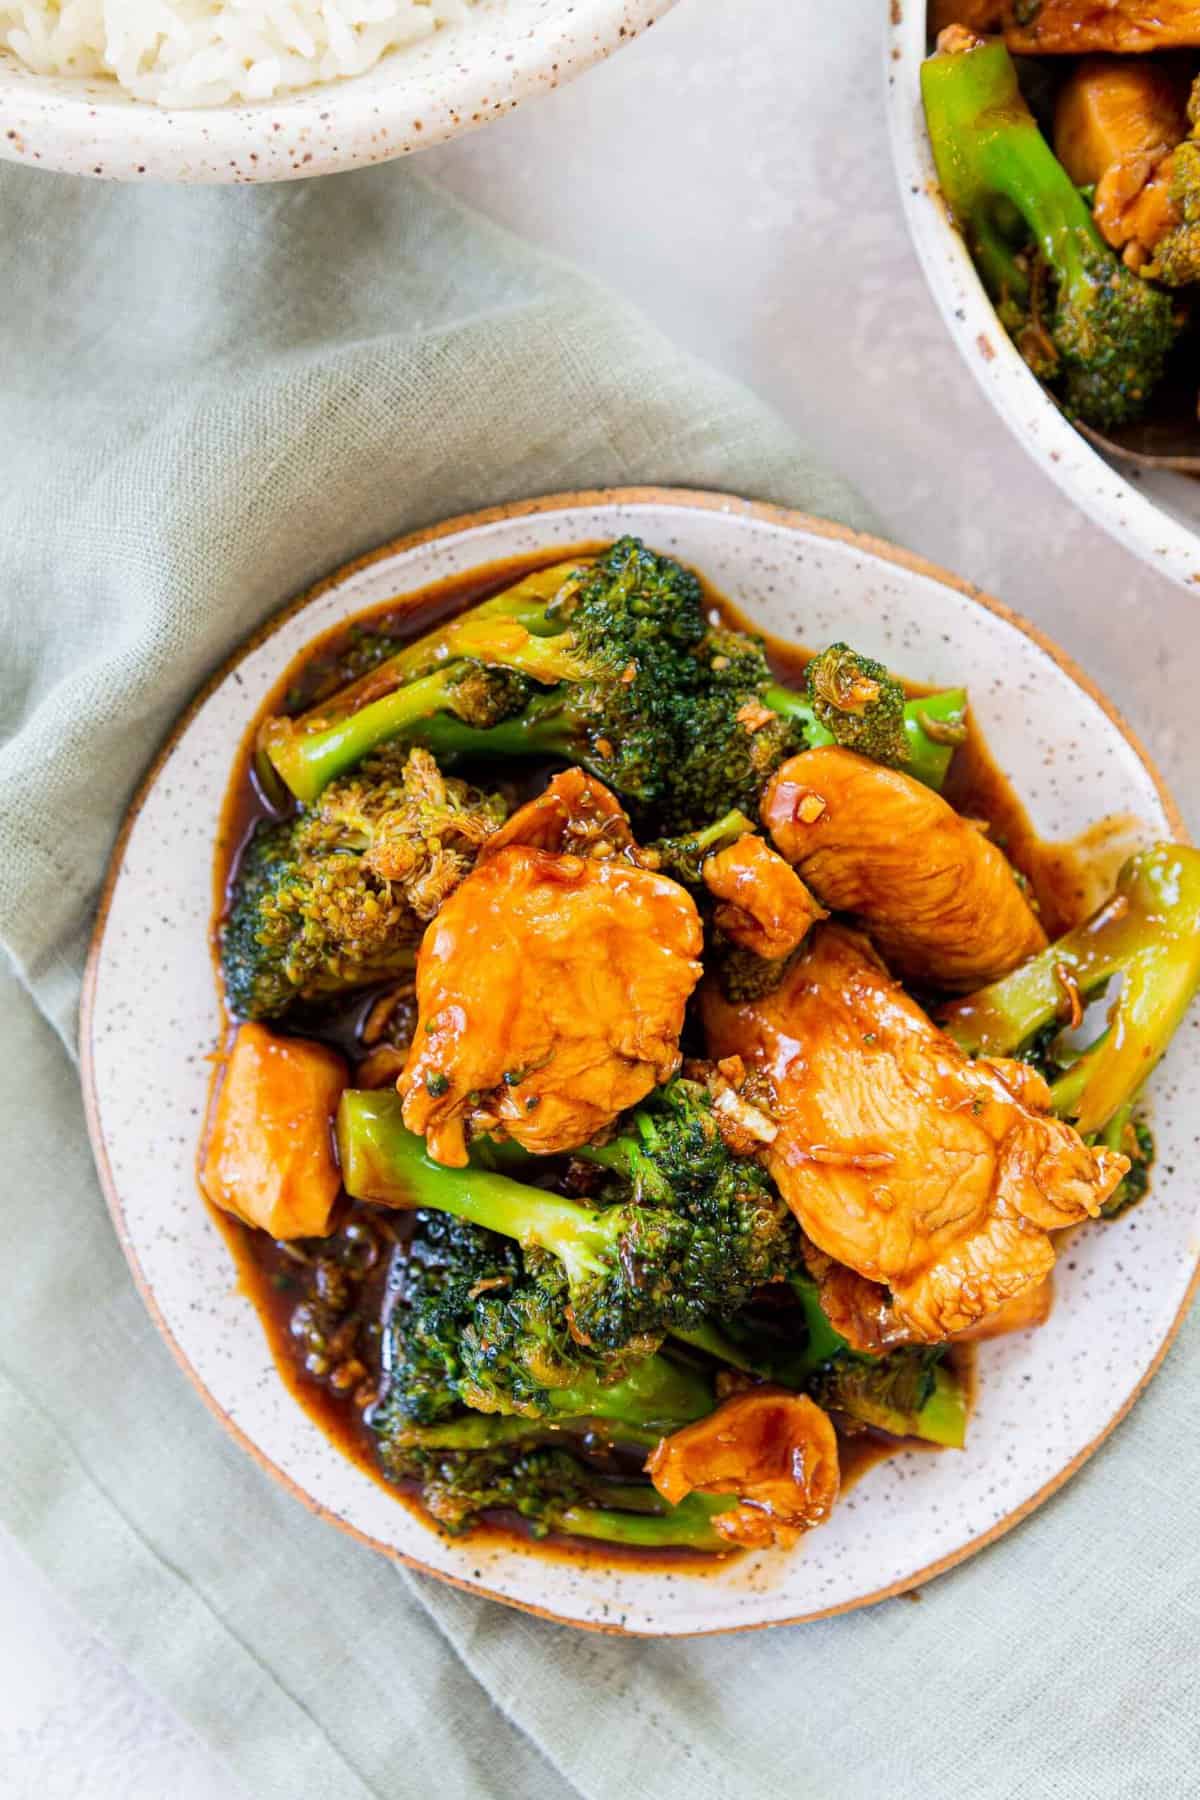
[79, 485, 1198, 1637]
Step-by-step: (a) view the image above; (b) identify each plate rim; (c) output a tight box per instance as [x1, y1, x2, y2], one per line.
[80, 484, 1198, 1635]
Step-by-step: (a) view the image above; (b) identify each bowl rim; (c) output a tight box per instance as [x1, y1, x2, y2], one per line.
[80, 485, 1197, 1635]
[884, 6, 1200, 593]
[0, 0, 668, 184]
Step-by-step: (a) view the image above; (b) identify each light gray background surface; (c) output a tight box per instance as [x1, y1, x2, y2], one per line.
[2, 0, 1194, 1790]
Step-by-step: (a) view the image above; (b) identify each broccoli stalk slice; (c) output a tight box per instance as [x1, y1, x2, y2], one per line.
[681, 1285, 967, 1449]
[941, 845, 1200, 1136]
[339, 1089, 622, 1289]
[921, 37, 1178, 429]
[764, 683, 967, 791]
[810, 1356, 967, 1450]
[541, 1354, 713, 1436]
[264, 655, 569, 805]
[308, 559, 594, 723]
[554, 1492, 734, 1551]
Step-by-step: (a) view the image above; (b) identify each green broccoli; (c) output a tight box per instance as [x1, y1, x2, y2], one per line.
[220, 744, 504, 1020]
[380, 1213, 714, 1425]
[683, 1285, 968, 1448]
[941, 845, 1200, 1142]
[377, 1436, 734, 1547]
[798, 643, 908, 764]
[922, 36, 1179, 428]
[338, 1079, 798, 1351]
[262, 539, 968, 824]
[808, 1350, 967, 1449]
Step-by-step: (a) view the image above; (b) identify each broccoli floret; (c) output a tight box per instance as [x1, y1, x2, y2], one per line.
[220, 745, 504, 1020]
[922, 36, 1179, 428]
[1139, 78, 1200, 289]
[1144, 137, 1200, 287]
[941, 845, 1200, 1139]
[571, 1079, 799, 1317]
[377, 1435, 733, 1547]
[639, 810, 756, 886]
[338, 1079, 798, 1351]
[802, 643, 908, 763]
[685, 1287, 968, 1448]
[808, 1349, 967, 1448]
[261, 539, 968, 823]
[378, 1212, 712, 1423]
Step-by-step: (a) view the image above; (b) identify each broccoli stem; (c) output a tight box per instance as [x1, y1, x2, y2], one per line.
[682, 1289, 966, 1449]
[942, 845, 1200, 1135]
[315, 560, 593, 721]
[544, 1355, 713, 1435]
[338, 1089, 629, 1290]
[765, 684, 967, 791]
[555, 1492, 734, 1551]
[921, 38, 1104, 308]
[815, 1360, 967, 1450]
[264, 665, 467, 804]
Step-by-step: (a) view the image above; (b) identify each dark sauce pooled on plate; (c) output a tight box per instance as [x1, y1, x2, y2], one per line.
[205, 548, 1102, 1567]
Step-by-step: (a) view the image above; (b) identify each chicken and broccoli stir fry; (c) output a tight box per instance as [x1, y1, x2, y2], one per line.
[923, 6, 1200, 435]
[201, 541, 1200, 1556]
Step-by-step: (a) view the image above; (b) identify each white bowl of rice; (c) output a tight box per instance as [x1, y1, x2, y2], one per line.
[0, 0, 667, 182]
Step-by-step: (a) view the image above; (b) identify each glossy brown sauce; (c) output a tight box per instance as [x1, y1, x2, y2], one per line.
[206, 548, 1088, 1569]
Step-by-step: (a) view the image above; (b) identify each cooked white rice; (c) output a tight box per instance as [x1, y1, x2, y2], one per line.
[0, 0, 476, 106]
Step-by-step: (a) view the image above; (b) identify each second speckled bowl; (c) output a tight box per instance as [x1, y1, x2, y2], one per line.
[0, 0, 670, 183]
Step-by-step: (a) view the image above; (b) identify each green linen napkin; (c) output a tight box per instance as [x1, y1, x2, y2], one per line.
[1, 160, 1195, 1800]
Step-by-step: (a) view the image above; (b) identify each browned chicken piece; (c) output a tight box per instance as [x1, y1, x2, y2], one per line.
[762, 747, 1046, 991]
[701, 834, 827, 959]
[801, 1239, 915, 1354]
[202, 1023, 347, 1238]
[1054, 57, 1190, 268]
[399, 779, 703, 1165]
[480, 767, 634, 861]
[702, 924, 1127, 1341]
[1006, 0, 1200, 54]
[953, 1276, 1055, 1340]
[930, 0, 1005, 31]
[646, 1390, 840, 1549]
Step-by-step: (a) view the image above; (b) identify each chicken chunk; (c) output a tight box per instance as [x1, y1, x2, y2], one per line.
[399, 781, 703, 1165]
[1054, 58, 1190, 268]
[701, 834, 826, 959]
[480, 768, 634, 861]
[762, 747, 1046, 990]
[954, 1276, 1054, 1340]
[1006, 0, 1200, 55]
[931, 0, 1005, 31]
[702, 925, 1127, 1340]
[800, 1238, 915, 1354]
[646, 1390, 840, 1549]
[202, 1023, 347, 1238]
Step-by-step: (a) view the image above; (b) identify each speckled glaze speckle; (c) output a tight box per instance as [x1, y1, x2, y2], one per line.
[886, 7, 1200, 595]
[82, 490, 1200, 1635]
[0, 0, 669, 183]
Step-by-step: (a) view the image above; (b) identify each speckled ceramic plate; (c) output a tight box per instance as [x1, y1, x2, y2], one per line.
[885, 6, 1200, 593]
[82, 489, 1200, 1635]
[0, 0, 668, 184]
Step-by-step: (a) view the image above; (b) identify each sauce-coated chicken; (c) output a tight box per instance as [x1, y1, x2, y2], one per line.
[203, 1023, 347, 1238]
[399, 775, 703, 1165]
[762, 747, 1046, 990]
[701, 833, 826, 959]
[1005, 0, 1200, 55]
[646, 1389, 840, 1548]
[703, 925, 1127, 1340]
[1054, 57, 1189, 270]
